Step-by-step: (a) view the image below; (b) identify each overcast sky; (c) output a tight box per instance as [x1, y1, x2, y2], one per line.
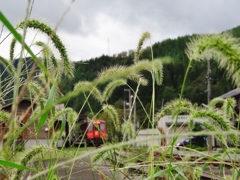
[0, 0, 240, 61]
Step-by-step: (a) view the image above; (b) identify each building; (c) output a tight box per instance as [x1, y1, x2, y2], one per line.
[0, 98, 52, 148]
[136, 88, 240, 148]
[157, 115, 204, 145]
[219, 88, 240, 114]
[136, 128, 161, 146]
[136, 115, 204, 147]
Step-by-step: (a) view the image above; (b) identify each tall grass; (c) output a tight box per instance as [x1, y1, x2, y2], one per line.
[0, 2, 240, 180]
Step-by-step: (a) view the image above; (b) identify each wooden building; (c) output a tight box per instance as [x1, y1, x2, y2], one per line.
[0, 98, 51, 148]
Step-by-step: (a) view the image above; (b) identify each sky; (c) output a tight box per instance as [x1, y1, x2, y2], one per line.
[0, 0, 240, 62]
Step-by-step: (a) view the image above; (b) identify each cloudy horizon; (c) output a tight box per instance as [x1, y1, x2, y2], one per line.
[0, 0, 239, 61]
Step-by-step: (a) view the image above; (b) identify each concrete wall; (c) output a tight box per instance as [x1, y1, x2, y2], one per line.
[158, 115, 189, 144]
[0, 139, 64, 149]
[136, 129, 161, 146]
[136, 115, 205, 147]
[25, 139, 51, 148]
[25, 139, 65, 149]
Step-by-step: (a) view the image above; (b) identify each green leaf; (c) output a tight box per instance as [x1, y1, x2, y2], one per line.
[144, 165, 177, 180]
[0, 56, 15, 74]
[0, 159, 36, 171]
[232, 167, 239, 180]
[36, 85, 56, 133]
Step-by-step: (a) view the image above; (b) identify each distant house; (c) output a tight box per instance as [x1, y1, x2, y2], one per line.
[218, 88, 240, 131]
[157, 115, 204, 145]
[135, 115, 204, 147]
[0, 98, 52, 148]
[219, 88, 240, 114]
[136, 89, 240, 147]
[157, 89, 240, 146]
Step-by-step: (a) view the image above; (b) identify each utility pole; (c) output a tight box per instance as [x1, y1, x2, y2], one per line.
[133, 98, 136, 134]
[124, 89, 131, 141]
[123, 100, 126, 121]
[207, 59, 211, 104]
[124, 89, 131, 122]
[124, 89, 137, 145]
[206, 59, 213, 150]
[133, 97, 137, 147]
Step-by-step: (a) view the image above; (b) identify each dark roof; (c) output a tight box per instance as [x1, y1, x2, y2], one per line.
[219, 88, 240, 98]
[2, 98, 35, 109]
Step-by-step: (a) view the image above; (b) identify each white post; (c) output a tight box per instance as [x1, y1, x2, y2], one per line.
[124, 89, 131, 141]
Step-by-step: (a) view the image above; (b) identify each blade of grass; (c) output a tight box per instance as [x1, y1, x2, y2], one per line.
[0, 159, 36, 172]
[202, 153, 221, 170]
[59, 114, 66, 139]
[144, 165, 178, 180]
[36, 84, 56, 133]
[232, 167, 239, 180]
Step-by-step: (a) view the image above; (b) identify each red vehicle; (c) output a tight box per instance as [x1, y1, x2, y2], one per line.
[81, 120, 107, 146]
[70, 119, 107, 147]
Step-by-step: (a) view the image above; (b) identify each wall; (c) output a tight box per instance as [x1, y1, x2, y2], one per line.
[136, 129, 161, 146]
[136, 115, 205, 147]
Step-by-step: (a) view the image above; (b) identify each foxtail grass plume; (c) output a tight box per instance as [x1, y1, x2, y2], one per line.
[210, 97, 236, 120]
[35, 41, 57, 69]
[152, 59, 163, 85]
[103, 79, 126, 102]
[16, 19, 74, 78]
[0, 56, 15, 75]
[28, 80, 47, 99]
[190, 109, 231, 131]
[9, 38, 16, 61]
[122, 121, 134, 138]
[202, 121, 227, 145]
[96, 64, 148, 85]
[74, 81, 103, 102]
[90, 86, 103, 103]
[154, 99, 194, 122]
[13, 146, 44, 180]
[0, 110, 10, 123]
[48, 107, 74, 128]
[186, 32, 240, 87]
[92, 144, 120, 168]
[103, 104, 120, 131]
[65, 108, 78, 127]
[134, 32, 151, 63]
[209, 97, 226, 109]
[189, 108, 238, 145]
[222, 97, 237, 119]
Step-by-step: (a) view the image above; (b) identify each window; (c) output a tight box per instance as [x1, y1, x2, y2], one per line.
[88, 122, 93, 131]
[100, 122, 105, 131]
[184, 138, 190, 143]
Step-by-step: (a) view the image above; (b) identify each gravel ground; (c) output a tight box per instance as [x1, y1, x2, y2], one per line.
[24, 157, 122, 180]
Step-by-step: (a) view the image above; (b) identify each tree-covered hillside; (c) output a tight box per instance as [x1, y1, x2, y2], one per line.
[59, 26, 240, 126]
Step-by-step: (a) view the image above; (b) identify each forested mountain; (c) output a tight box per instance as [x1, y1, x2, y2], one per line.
[58, 26, 240, 126]
[3, 26, 236, 128]
[0, 57, 40, 103]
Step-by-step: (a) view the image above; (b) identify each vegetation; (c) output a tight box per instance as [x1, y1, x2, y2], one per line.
[0, 2, 240, 179]
[59, 31, 239, 130]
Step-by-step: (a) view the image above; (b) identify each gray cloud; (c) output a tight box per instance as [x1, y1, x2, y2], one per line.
[0, 0, 240, 60]
[2, 0, 239, 35]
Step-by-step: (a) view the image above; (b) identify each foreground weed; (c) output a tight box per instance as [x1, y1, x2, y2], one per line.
[12, 146, 44, 180]
[2, 3, 240, 179]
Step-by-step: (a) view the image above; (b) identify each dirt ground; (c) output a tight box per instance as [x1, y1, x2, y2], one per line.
[24, 157, 122, 180]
